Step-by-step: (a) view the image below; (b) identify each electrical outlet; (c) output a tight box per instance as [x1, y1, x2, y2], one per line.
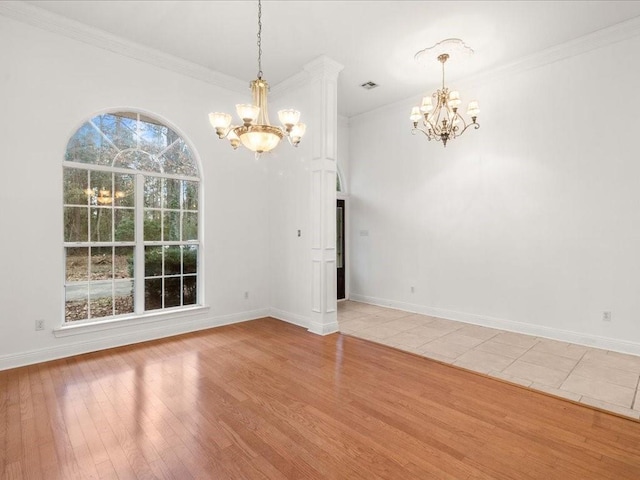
[244, 291, 249, 299]
[602, 311, 612, 322]
[35, 319, 45, 331]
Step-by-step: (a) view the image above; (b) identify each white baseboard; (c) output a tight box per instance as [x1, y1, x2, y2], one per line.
[269, 308, 339, 336]
[269, 308, 310, 329]
[349, 294, 640, 357]
[0, 308, 270, 371]
[308, 320, 340, 336]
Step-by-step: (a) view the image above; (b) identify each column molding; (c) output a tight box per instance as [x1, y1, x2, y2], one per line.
[305, 56, 344, 335]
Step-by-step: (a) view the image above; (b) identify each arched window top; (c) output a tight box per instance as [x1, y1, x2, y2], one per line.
[65, 111, 199, 177]
[336, 166, 346, 193]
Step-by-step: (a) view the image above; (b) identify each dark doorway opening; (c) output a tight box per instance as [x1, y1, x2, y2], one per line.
[337, 199, 345, 300]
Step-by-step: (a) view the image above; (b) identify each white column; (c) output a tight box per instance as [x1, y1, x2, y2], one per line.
[304, 56, 344, 335]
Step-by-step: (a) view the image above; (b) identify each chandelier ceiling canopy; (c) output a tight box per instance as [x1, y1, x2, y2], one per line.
[209, 0, 305, 156]
[410, 38, 480, 147]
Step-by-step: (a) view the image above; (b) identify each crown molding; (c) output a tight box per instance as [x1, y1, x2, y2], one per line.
[271, 55, 344, 99]
[352, 14, 640, 122]
[272, 55, 344, 97]
[303, 55, 345, 78]
[0, 0, 248, 94]
[270, 69, 311, 98]
[470, 14, 640, 87]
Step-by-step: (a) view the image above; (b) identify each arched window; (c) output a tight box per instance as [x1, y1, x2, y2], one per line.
[63, 111, 200, 323]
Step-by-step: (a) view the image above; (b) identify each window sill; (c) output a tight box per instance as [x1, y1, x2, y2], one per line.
[53, 305, 211, 338]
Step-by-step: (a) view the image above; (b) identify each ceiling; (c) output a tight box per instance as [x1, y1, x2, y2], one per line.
[25, 1, 640, 117]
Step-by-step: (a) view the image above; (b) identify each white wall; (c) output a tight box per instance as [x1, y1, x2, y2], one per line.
[267, 84, 314, 325]
[349, 33, 640, 354]
[337, 115, 350, 193]
[0, 15, 271, 368]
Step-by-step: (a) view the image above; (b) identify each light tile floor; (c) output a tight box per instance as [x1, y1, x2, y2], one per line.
[338, 300, 640, 420]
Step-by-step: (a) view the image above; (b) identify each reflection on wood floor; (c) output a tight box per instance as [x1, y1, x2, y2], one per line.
[2, 318, 640, 479]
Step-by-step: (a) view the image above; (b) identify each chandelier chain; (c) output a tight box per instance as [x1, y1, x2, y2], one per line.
[257, 0, 263, 79]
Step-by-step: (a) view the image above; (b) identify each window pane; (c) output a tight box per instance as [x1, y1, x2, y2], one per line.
[164, 246, 181, 276]
[144, 177, 162, 208]
[114, 246, 134, 315]
[66, 247, 88, 282]
[182, 212, 198, 241]
[164, 178, 180, 209]
[114, 150, 160, 172]
[65, 121, 118, 166]
[65, 287, 88, 322]
[96, 113, 138, 151]
[183, 181, 198, 210]
[64, 207, 88, 242]
[139, 118, 170, 156]
[164, 277, 181, 308]
[91, 246, 113, 281]
[114, 209, 135, 242]
[183, 246, 197, 274]
[161, 138, 198, 177]
[90, 208, 112, 242]
[145, 278, 163, 311]
[144, 210, 162, 241]
[89, 171, 113, 203]
[63, 168, 89, 205]
[89, 282, 114, 318]
[115, 246, 134, 279]
[114, 173, 135, 207]
[163, 211, 180, 241]
[145, 246, 163, 277]
[183, 276, 197, 305]
[114, 279, 134, 316]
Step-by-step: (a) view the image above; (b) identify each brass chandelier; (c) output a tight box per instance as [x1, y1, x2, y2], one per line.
[209, 0, 306, 155]
[410, 39, 480, 147]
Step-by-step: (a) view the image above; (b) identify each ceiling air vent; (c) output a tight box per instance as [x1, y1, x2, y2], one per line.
[360, 81, 379, 90]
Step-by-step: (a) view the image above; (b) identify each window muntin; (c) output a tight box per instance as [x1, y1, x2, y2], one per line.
[63, 112, 200, 323]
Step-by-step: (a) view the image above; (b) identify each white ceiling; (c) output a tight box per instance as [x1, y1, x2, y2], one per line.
[25, 1, 640, 117]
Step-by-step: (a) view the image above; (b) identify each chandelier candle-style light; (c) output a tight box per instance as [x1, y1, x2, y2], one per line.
[209, 0, 306, 156]
[410, 38, 480, 147]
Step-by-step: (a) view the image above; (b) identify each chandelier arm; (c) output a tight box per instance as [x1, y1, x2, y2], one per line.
[450, 113, 466, 138]
[457, 122, 480, 136]
[431, 108, 444, 135]
[422, 117, 438, 134]
[284, 134, 299, 147]
[216, 127, 235, 140]
[411, 127, 436, 140]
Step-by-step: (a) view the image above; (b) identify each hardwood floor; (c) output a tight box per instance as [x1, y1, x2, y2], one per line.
[2, 318, 640, 479]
